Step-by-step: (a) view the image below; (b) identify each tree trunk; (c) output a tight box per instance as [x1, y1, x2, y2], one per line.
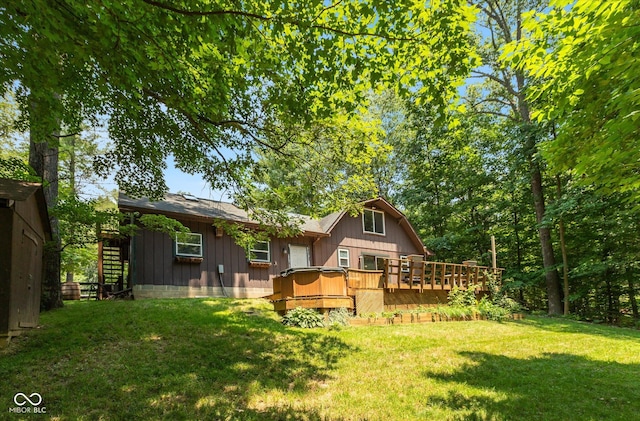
[516, 76, 563, 315]
[29, 97, 63, 310]
[470, 0, 563, 314]
[556, 177, 570, 315]
[627, 269, 639, 320]
[530, 163, 563, 314]
[65, 135, 77, 286]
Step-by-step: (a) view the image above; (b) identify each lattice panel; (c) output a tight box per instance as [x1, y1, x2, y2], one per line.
[355, 290, 384, 315]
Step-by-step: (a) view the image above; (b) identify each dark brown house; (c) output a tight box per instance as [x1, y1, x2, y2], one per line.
[118, 194, 428, 299]
[0, 178, 51, 344]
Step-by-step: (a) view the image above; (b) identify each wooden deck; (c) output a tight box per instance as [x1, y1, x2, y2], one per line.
[266, 260, 505, 314]
[383, 258, 502, 292]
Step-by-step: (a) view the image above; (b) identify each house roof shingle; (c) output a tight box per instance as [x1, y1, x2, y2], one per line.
[118, 193, 429, 253]
[118, 192, 329, 236]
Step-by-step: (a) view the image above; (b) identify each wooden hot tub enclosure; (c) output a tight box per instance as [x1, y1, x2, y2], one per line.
[269, 267, 353, 313]
[267, 258, 504, 315]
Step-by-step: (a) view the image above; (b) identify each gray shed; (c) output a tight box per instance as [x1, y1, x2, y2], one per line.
[0, 178, 51, 344]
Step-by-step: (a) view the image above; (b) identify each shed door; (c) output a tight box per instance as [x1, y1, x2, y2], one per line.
[18, 228, 41, 328]
[289, 245, 310, 268]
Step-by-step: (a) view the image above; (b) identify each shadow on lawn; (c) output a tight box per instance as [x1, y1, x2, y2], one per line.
[511, 316, 640, 341]
[422, 351, 640, 421]
[0, 299, 354, 420]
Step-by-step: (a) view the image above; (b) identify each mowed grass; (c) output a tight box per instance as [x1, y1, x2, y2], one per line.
[2, 299, 640, 420]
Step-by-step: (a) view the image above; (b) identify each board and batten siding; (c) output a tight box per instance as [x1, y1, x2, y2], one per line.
[1, 184, 47, 339]
[313, 210, 423, 268]
[131, 218, 314, 298]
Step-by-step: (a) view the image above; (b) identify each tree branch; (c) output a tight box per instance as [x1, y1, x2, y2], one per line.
[142, 0, 415, 42]
[142, 0, 272, 20]
[50, 132, 81, 138]
[470, 70, 518, 97]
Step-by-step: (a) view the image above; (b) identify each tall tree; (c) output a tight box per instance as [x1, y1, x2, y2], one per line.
[28, 96, 63, 309]
[466, 0, 563, 314]
[58, 132, 104, 285]
[397, 102, 507, 265]
[247, 114, 389, 217]
[544, 184, 640, 323]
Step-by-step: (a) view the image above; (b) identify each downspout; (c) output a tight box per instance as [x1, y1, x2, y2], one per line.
[129, 213, 136, 290]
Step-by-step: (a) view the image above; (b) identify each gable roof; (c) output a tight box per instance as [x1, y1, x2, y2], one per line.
[118, 193, 429, 254]
[320, 197, 431, 256]
[118, 192, 329, 236]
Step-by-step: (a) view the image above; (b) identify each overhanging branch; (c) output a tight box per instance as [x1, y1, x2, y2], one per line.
[142, 0, 416, 42]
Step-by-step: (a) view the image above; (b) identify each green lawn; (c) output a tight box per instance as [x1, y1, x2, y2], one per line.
[2, 299, 639, 420]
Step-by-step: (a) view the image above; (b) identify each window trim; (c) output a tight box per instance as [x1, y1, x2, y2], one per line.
[400, 255, 410, 273]
[249, 240, 271, 263]
[338, 248, 350, 268]
[360, 253, 388, 271]
[362, 208, 386, 235]
[175, 232, 203, 258]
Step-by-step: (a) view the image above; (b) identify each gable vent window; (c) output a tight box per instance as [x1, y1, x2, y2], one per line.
[363, 209, 385, 235]
[175, 233, 203, 257]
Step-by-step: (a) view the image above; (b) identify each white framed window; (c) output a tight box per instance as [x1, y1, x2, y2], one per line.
[338, 248, 350, 268]
[175, 233, 203, 257]
[400, 255, 409, 273]
[363, 209, 385, 235]
[250, 240, 270, 262]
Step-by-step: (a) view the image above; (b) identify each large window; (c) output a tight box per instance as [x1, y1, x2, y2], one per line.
[250, 240, 270, 262]
[361, 254, 386, 271]
[338, 248, 350, 268]
[363, 209, 385, 235]
[175, 233, 203, 257]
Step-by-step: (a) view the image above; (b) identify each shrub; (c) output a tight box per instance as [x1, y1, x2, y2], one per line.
[485, 272, 522, 313]
[281, 307, 325, 328]
[478, 297, 510, 321]
[448, 284, 478, 307]
[381, 311, 395, 320]
[327, 308, 351, 328]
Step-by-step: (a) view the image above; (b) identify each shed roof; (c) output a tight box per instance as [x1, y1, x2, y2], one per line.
[0, 178, 43, 201]
[0, 178, 52, 239]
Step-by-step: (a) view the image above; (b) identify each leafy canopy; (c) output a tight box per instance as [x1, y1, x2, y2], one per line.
[502, 0, 640, 200]
[1, 0, 478, 200]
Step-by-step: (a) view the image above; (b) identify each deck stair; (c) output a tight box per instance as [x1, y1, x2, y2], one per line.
[97, 233, 130, 299]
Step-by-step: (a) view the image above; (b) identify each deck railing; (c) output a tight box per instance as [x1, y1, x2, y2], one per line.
[383, 258, 503, 292]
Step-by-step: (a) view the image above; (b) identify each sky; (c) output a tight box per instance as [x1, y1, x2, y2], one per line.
[164, 156, 232, 202]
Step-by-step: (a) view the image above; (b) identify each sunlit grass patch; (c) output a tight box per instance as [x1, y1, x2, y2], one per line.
[1, 299, 639, 420]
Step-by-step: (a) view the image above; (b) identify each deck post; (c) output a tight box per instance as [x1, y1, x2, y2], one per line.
[430, 262, 436, 289]
[384, 259, 390, 290]
[97, 240, 104, 300]
[491, 235, 497, 270]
